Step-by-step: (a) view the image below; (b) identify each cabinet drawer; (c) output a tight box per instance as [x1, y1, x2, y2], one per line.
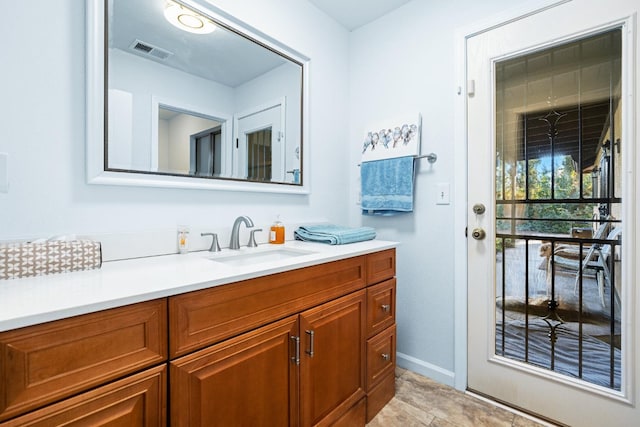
[366, 371, 395, 423]
[0, 299, 167, 421]
[366, 325, 396, 390]
[169, 256, 366, 357]
[366, 249, 395, 285]
[0, 365, 166, 427]
[366, 279, 396, 338]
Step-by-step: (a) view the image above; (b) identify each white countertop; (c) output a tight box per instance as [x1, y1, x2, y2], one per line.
[0, 240, 397, 332]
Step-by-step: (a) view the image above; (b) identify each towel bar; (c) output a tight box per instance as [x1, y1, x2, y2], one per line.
[417, 153, 438, 163]
[358, 153, 437, 166]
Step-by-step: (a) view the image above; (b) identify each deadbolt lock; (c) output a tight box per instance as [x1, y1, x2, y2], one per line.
[472, 203, 486, 215]
[471, 228, 486, 240]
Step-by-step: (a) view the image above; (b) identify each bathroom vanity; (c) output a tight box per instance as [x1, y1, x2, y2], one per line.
[0, 241, 396, 426]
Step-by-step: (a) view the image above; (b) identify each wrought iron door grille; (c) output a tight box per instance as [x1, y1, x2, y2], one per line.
[494, 28, 622, 391]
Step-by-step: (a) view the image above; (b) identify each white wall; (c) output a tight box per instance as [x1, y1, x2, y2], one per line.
[107, 89, 134, 169]
[0, 0, 350, 243]
[347, 0, 529, 386]
[109, 48, 235, 171]
[113, 49, 300, 182]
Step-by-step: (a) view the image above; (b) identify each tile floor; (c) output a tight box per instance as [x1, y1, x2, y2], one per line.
[367, 368, 553, 427]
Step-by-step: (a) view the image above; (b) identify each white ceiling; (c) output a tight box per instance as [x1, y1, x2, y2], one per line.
[307, 0, 412, 31]
[111, 0, 290, 87]
[109, 0, 412, 87]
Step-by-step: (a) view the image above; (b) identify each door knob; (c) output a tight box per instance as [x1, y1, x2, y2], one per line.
[471, 228, 486, 240]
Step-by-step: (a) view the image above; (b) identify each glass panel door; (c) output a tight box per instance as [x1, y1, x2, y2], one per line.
[466, 3, 639, 424]
[495, 29, 622, 390]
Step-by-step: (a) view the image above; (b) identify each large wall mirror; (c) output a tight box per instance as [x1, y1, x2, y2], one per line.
[87, 0, 309, 193]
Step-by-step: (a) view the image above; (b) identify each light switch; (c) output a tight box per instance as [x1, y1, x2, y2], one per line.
[436, 182, 450, 205]
[0, 153, 8, 193]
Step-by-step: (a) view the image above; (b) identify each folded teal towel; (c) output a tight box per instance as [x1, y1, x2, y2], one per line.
[294, 224, 376, 245]
[361, 156, 414, 216]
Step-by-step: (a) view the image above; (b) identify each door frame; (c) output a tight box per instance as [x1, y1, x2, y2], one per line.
[452, 0, 572, 392]
[452, 0, 637, 397]
[233, 97, 286, 181]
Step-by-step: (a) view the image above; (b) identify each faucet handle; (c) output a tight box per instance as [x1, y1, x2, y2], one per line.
[248, 229, 262, 248]
[201, 232, 221, 252]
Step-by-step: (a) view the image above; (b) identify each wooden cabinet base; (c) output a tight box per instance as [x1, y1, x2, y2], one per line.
[169, 256, 367, 358]
[0, 299, 167, 421]
[0, 249, 396, 426]
[170, 316, 299, 427]
[366, 325, 396, 390]
[0, 365, 166, 427]
[300, 291, 366, 427]
[366, 279, 396, 338]
[366, 372, 395, 423]
[331, 399, 366, 427]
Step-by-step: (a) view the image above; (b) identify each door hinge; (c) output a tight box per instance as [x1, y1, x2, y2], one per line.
[236, 138, 239, 149]
[465, 227, 468, 237]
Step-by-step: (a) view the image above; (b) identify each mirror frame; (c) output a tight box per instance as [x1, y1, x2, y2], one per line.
[86, 0, 310, 194]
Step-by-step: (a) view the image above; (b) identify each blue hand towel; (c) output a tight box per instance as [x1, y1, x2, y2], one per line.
[294, 224, 376, 245]
[361, 156, 414, 215]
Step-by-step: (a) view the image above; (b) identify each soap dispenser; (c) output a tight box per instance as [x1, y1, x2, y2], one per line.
[269, 216, 285, 244]
[178, 226, 190, 254]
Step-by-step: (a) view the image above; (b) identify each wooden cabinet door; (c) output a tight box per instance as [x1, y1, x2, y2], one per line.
[0, 365, 166, 427]
[299, 291, 366, 427]
[170, 316, 299, 427]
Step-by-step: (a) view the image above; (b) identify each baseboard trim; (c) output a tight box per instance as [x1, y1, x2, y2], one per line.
[396, 352, 456, 387]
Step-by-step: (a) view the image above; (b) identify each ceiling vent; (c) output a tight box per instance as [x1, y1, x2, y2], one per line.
[128, 40, 173, 61]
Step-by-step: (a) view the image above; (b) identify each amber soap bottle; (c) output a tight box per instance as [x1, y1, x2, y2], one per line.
[269, 216, 285, 244]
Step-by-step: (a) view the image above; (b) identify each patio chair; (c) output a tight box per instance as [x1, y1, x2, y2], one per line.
[551, 225, 621, 308]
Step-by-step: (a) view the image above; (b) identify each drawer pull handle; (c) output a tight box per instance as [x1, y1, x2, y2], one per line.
[291, 336, 300, 365]
[381, 353, 390, 361]
[381, 304, 391, 313]
[305, 330, 315, 357]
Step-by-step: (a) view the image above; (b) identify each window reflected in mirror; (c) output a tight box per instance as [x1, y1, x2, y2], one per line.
[247, 129, 273, 182]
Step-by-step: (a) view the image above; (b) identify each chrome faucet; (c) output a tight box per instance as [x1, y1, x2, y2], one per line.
[229, 216, 254, 250]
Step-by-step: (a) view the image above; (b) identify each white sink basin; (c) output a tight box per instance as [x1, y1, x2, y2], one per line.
[206, 247, 316, 267]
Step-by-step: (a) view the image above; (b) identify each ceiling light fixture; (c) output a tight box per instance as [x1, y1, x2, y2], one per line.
[164, 1, 216, 35]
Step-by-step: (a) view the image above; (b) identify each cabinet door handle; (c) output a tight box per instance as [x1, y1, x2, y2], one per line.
[291, 336, 300, 365]
[381, 304, 390, 313]
[305, 330, 315, 357]
[381, 353, 390, 361]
